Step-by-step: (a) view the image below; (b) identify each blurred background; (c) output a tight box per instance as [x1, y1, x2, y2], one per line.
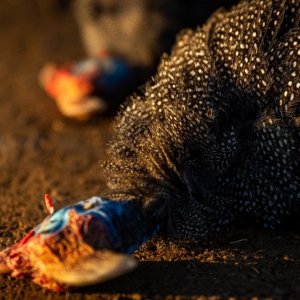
[0, 0, 241, 119]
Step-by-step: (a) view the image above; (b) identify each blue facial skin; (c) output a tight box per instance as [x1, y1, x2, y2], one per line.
[98, 59, 131, 89]
[72, 57, 132, 90]
[33, 197, 158, 254]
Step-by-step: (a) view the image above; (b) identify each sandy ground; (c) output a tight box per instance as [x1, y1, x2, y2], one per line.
[0, 1, 300, 299]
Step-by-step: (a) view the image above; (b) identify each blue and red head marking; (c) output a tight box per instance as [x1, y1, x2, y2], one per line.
[30, 196, 129, 252]
[9, 194, 157, 254]
[0, 194, 159, 291]
[39, 52, 133, 119]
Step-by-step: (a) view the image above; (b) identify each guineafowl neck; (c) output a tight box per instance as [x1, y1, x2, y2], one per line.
[102, 199, 159, 254]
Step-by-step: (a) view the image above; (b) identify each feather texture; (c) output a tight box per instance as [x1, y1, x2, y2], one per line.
[105, 0, 300, 238]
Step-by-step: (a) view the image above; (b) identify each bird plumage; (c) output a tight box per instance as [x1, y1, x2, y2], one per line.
[104, 0, 300, 238]
[0, 0, 299, 291]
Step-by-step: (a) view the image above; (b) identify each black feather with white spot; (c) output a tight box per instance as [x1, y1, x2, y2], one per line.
[104, 0, 300, 239]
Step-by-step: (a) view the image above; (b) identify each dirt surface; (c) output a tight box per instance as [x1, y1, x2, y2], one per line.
[0, 1, 300, 299]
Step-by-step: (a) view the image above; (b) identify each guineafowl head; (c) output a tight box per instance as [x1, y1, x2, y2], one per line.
[0, 196, 157, 291]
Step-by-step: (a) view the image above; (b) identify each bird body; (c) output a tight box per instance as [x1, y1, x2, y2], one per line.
[105, 0, 300, 238]
[0, 0, 300, 291]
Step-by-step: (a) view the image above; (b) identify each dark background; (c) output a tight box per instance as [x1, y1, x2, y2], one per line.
[0, 1, 300, 299]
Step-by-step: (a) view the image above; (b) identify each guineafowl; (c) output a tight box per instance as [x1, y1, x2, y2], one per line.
[0, 0, 299, 291]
